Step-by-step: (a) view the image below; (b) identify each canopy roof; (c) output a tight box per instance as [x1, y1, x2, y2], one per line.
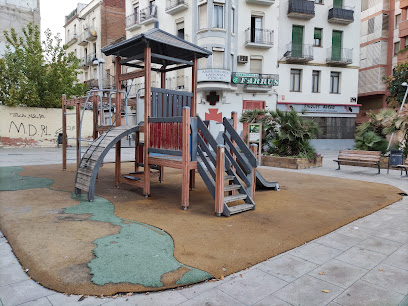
[101, 28, 211, 66]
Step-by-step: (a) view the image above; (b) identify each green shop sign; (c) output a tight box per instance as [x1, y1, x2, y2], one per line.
[231, 73, 279, 86]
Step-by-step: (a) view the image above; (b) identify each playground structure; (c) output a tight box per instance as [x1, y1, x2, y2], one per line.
[62, 28, 279, 216]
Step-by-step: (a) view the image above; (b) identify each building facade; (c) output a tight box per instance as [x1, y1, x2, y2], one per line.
[358, 0, 408, 124]
[0, 0, 40, 56]
[64, 0, 126, 89]
[122, 0, 361, 148]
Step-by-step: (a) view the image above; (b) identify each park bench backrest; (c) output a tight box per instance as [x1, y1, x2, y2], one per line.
[338, 150, 381, 162]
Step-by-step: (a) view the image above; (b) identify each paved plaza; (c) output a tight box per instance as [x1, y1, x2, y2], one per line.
[0, 148, 407, 306]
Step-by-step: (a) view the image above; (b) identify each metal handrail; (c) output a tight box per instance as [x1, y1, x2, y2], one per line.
[126, 12, 140, 28]
[166, 0, 186, 10]
[245, 28, 274, 45]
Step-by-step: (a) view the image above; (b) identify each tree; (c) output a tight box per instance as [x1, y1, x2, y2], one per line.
[0, 23, 87, 108]
[384, 62, 408, 107]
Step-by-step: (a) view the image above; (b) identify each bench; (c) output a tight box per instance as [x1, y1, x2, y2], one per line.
[396, 157, 408, 176]
[334, 150, 382, 174]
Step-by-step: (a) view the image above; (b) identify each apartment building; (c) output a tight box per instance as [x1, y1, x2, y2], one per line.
[0, 0, 40, 56]
[64, 0, 126, 89]
[121, 0, 361, 148]
[277, 0, 361, 149]
[358, 0, 408, 123]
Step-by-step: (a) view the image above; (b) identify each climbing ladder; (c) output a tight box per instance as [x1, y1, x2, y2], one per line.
[196, 116, 258, 217]
[75, 125, 140, 201]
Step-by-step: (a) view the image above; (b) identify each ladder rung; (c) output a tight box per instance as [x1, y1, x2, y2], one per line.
[67, 137, 77, 140]
[64, 113, 77, 116]
[66, 158, 77, 160]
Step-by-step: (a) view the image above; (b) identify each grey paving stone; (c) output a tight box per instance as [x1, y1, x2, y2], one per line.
[274, 275, 343, 306]
[315, 232, 363, 251]
[327, 303, 342, 306]
[254, 295, 292, 306]
[372, 227, 408, 244]
[333, 280, 405, 306]
[103, 290, 188, 306]
[178, 280, 221, 299]
[0, 252, 19, 270]
[0, 280, 53, 306]
[178, 288, 245, 306]
[350, 215, 389, 230]
[335, 246, 387, 270]
[290, 242, 342, 265]
[0, 264, 29, 286]
[383, 249, 408, 271]
[308, 259, 368, 289]
[19, 297, 52, 306]
[401, 243, 408, 253]
[257, 254, 318, 282]
[357, 236, 402, 255]
[217, 268, 287, 305]
[47, 293, 104, 305]
[362, 264, 408, 295]
[335, 224, 376, 240]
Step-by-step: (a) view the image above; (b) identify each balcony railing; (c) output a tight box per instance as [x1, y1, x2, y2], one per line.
[245, 28, 274, 48]
[285, 43, 314, 63]
[85, 79, 99, 88]
[80, 53, 97, 68]
[166, 0, 188, 14]
[245, 0, 275, 5]
[326, 48, 352, 65]
[85, 78, 115, 89]
[85, 28, 97, 41]
[126, 12, 141, 30]
[78, 32, 88, 46]
[140, 5, 158, 25]
[65, 33, 78, 45]
[288, 0, 315, 19]
[328, 6, 354, 24]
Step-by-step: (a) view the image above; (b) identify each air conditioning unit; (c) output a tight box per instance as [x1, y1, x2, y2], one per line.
[237, 55, 248, 63]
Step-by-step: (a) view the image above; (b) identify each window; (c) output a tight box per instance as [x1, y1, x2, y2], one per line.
[292, 25, 304, 57]
[290, 69, 301, 92]
[394, 41, 400, 56]
[330, 72, 340, 94]
[331, 30, 342, 61]
[134, 6, 139, 22]
[367, 17, 375, 34]
[314, 28, 322, 47]
[312, 71, 320, 93]
[396, 14, 401, 29]
[231, 8, 235, 34]
[250, 58, 262, 74]
[212, 49, 224, 69]
[198, 4, 207, 29]
[251, 16, 263, 43]
[314, 0, 323, 3]
[361, 0, 368, 11]
[176, 21, 184, 39]
[213, 4, 224, 28]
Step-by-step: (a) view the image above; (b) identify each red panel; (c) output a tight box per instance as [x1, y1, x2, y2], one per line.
[242, 100, 266, 138]
[205, 108, 223, 122]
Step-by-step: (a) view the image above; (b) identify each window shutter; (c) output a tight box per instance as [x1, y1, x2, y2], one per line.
[333, 0, 342, 8]
[212, 50, 223, 69]
[199, 4, 207, 29]
[292, 26, 303, 57]
[314, 28, 322, 39]
[250, 58, 262, 74]
[332, 31, 342, 60]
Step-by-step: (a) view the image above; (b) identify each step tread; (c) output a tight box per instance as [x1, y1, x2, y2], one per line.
[224, 184, 241, 191]
[224, 175, 235, 181]
[224, 194, 247, 204]
[227, 203, 255, 215]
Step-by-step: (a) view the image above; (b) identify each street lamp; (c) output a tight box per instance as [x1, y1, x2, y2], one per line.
[93, 57, 106, 90]
[387, 82, 408, 151]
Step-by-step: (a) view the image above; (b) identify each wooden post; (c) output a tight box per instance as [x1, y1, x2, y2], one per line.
[115, 56, 122, 187]
[191, 57, 198, 116]
[181, 107, 191, 209]
[92, 94, 98, 140]
[215, 145, 225, 217]
[62, 95, 67, 170]
[75, 100, 81, 169]
[144, 47, 151, 197]
[250, 144, 257, 200]
[159, 65, 166, 182]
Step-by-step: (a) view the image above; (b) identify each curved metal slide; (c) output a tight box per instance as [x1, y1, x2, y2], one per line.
[256, 171, 280, 191]
[74, 125, 140, 201]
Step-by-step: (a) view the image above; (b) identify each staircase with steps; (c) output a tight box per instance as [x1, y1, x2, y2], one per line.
[196, 116, 257, 217]
[74, 125, 140, 201]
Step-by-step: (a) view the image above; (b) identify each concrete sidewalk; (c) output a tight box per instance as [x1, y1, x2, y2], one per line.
[0, 148, 407, 306]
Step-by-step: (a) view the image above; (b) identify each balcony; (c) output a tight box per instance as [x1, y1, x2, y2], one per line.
[86, 28, 97, 41]
[140, 6, 158, 26]
[328, 6, 354, 24]
[285, 43, 314, 63]
[165, 0, 188, 14]
[397, 47, 408, 64]
[126, 12, 141, 31]
[326, 48, 353, 65]
[85, 79, 99, 88]
[65, 33, 78, 47]
[288, 0, 315, 20]
[399, 20, 408, 38]
[78, 32, 88, 46]
[245, 0, 275, 5]
[85, 78, 115, 89]
[245, 28, 274, 49]
[80, 53, 97, 68]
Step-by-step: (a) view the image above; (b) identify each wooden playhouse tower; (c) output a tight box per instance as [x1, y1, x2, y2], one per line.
[69, 28, 278, 216]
